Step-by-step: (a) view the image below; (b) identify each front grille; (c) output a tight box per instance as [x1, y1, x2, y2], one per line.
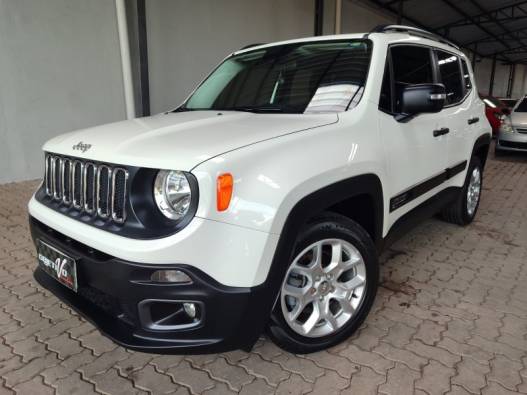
[516, 128, 527, 134]
[44, 154, 128, 223]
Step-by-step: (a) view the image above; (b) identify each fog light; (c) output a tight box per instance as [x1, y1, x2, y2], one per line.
[183, 302, 196, 319]
[150, 270, 192, 284]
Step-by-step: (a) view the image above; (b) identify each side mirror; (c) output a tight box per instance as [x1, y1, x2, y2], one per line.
[396, 83, 446, 122]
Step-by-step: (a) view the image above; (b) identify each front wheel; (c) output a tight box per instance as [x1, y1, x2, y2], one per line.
[267, 213, 378, 354]
[441, 156, 483, 225]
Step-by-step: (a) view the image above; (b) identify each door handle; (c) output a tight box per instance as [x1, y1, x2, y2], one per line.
[468, 117, 479, 125]
[433, 127, 450, 137]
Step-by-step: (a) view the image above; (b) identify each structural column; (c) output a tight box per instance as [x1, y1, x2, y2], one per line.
[489, 54, 496, 96]
[314, 0, 324, 36]
[115, 0, 136, 119]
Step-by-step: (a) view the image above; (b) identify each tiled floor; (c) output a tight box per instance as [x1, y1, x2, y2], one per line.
[1, 147, 526, 394]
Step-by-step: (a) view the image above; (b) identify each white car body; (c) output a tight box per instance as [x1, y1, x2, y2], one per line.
[28, 28, 491, 353]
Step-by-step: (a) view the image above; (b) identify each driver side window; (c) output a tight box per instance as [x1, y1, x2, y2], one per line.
[379, 45, 434, 114]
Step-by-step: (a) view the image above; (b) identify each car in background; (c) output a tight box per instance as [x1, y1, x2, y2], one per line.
[496, 96, 527, 154]
[480, 95, 511, 136]
[498, 97, 518, 109]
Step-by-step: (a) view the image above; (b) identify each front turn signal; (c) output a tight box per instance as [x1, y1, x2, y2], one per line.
[217, 173, 233, 211]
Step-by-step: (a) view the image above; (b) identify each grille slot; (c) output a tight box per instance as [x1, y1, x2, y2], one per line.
[53, 157, 62, 200]
[111, 168, 128, 223]
[45, 155, 53, 196]
[72, 161, 84, 209]
[43, 154, 128, 224]
[62, 159, 72, 204]
[97, 166, 112, 218]
[84, 163, 97, 214]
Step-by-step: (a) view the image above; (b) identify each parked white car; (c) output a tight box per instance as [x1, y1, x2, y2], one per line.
[29, 25, 491, 354]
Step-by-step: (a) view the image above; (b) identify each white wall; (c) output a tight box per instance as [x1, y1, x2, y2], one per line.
[145, 0, 314, 114]
[512, 65, 527, 99]
[0, 0, 127, 183]
[341, 0, 395, 33]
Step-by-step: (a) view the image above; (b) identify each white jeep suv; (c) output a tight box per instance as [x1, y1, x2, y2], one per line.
[29, 25, 491, 354]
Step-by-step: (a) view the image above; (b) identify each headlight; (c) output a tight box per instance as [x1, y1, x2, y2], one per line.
[500, 121, 514, 133]
[154, 170, 192, 220]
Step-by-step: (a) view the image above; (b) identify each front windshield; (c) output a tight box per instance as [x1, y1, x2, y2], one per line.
[181, 39, 372, 114]
[514, 98, 527, 113]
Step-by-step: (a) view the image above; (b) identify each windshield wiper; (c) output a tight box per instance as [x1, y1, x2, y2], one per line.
[172, 106, 196, 112]
[226, 106, 286, 113]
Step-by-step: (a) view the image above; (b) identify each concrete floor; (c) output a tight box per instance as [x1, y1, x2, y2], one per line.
[0, 146, 526, 395]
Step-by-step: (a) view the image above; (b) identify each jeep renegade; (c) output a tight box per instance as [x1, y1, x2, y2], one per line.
[29, 25, 491, 354]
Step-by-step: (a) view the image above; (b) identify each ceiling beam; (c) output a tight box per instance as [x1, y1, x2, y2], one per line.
[440, 0, 511, 51]
[366, 0, 510, 62]
[464, 26, 527, 46]
[436, 0, 527, 29]
[490, 44, 527, 56]
[467, 0, 527, 61]
[450, 15, 527, 27]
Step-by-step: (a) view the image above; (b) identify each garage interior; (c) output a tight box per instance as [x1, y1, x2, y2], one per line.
[0, 0, 526, 394]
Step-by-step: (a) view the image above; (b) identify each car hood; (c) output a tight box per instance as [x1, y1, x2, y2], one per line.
[510, 111, 527, 127]
[44, 111, 338, 170]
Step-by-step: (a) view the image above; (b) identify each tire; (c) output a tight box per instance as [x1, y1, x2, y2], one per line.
[267, 212, 379, 354]
[441, 156, 483, 226]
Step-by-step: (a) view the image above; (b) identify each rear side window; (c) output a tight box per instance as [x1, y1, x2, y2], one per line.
[390, 46, 434, 113]
[461, 59, 472, 91]
[436, 50, 463, 105]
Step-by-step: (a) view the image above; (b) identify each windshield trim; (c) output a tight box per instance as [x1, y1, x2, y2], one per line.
[175, 38, 373, 115]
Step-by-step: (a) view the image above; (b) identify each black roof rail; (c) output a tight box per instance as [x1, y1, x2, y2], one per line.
[369, 24, 460, 50]
[239, 43, 266, 50]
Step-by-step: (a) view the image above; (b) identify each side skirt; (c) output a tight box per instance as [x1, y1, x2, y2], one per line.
[381, 186, 461, 251]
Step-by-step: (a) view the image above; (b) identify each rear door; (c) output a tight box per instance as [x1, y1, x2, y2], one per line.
[378, 44, 448, 228]
[434, 49, 473, 177]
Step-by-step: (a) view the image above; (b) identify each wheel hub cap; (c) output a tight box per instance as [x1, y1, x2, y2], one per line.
[280, 239, 367, 338]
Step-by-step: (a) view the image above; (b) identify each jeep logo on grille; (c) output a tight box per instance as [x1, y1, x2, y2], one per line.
[72, 141, 92, 153]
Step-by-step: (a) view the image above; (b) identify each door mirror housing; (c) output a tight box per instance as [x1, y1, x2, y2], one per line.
[396, 83, 446, 122]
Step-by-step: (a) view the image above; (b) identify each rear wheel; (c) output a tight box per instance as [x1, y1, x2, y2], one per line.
[441, 156, 482, 225]
[267, 213, 378, 354]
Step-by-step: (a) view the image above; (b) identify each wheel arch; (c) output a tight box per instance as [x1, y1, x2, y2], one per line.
[471, 133, 491, 170]
[261, 174, 384, 302]
[278, 174, 384, 252]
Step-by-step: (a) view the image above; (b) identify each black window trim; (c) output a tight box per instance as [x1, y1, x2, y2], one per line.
[378, 42, 473, 116]
[433, 47, 471, 109]
[460, 58, 474, 97]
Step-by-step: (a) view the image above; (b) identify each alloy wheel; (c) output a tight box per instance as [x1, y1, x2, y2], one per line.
[280, 239, 366, 338]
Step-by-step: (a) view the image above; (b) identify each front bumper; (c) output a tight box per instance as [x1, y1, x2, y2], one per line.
[497, 131, 527, 152]
[30, 217, 272, 354]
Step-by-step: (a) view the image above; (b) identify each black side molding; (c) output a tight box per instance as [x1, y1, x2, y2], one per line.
[390, 160, 467, 212]
[468, 117, 479, 125]
[383, 187, 461, 250]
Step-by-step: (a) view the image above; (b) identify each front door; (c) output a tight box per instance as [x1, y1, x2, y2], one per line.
[378, 44, 448, 230]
